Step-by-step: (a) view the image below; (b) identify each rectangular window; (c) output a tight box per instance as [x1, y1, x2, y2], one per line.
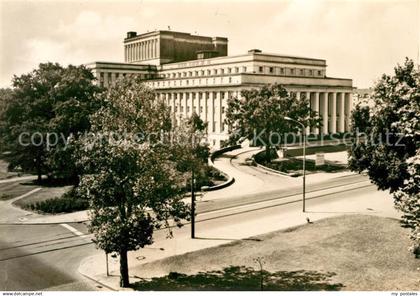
[259, 66, 263, 73]
[242, 66, 247, 72]
[300, 69, 304, 75]
[290, 69, 295, 75]
[235, 67, 239, 73]
[220, 68, 225, 74]
[280, 68, 284, 74]
[309, 69, 313, 76]
[318, 70, 322, 76]
[269, 67, 274, 73]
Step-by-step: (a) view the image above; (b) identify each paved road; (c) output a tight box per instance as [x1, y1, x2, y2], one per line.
[0, 222, 103, 291]
[84, 178, 398, 287]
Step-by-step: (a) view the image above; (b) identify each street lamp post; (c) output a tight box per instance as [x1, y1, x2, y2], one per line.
[191, 169, 196, 239]
[284, 116, 306, 212]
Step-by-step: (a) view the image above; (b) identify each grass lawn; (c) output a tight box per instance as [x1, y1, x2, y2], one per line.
[259, 158, 346, 176]
[0, 159, 23, 180]
[13, 185, 72, 208]
[285, 144, 348, 157]
[0, 180, 38, 200]
[133, 215, 419, 291]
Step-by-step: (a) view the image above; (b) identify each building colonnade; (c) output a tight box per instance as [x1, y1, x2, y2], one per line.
[125, 38, 160, 62]
[156, 89, 353, 144]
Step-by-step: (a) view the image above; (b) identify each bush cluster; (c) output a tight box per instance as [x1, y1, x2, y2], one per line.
[27, 190, 89, 214]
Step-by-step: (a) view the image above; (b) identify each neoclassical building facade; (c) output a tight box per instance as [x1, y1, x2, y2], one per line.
[87, 30, 353, 148]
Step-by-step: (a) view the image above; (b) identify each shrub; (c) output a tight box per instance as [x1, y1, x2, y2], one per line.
[28, 197, 89, 214]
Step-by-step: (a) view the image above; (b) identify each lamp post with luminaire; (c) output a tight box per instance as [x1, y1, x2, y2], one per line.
[284, 116, 306, 212]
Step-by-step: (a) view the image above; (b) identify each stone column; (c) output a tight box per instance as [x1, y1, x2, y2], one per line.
[338, 93, 345, 133]
[322, 92, 329, 134]
[313, 92, 320, 134]
[330, 92, 337, 134]
[124, 46, 127, 62]
[190, 92, 194, 116]
[223, 91, 229, 133]
[295, 91, 301, 100]
[183, 92, 188, 118]
[171, 93, 176, 124]
[305, 91, 310, 134]
[155, 39, 159, 58]
[210, 92, 215, 134]
[204, 92, 208, 126]
[150, 41, 153, 59]
[345, 92, 353, 131]
[219, 92, 224, 133]
[177, 93, 182, 122]
[140, 42, 144, 61]
[196, 92, 201, 119]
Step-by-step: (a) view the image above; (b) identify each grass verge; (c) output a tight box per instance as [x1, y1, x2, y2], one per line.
[132, 215, 419, 291]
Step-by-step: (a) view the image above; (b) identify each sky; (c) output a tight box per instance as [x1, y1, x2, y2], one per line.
[0, 0, 419, 88]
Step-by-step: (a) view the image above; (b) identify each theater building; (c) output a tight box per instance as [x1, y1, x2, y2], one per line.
[86, 30, 353, 148]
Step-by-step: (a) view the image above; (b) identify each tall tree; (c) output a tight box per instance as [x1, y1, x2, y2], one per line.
[348, 58, 419, 256]
[0, 88, 13, 152]
[77, 76, 189, 287]
[0, 63, 102, 181]
[225, 84, 321, 160]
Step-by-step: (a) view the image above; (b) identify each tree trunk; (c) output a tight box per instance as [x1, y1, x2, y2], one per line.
[119, 249, 130, 288]
[36, 156, 42, 183]
[265, 145, 271, 162]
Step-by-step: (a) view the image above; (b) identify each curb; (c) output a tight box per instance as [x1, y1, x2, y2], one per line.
[252, 149, 297, 177]
[204, 145, 241, 191]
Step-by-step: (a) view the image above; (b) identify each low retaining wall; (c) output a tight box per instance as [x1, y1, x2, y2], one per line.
[203, 145, 241, 191]
[253, 149, 296, 177]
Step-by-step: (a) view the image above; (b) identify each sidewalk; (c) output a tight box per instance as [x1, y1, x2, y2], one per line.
[3, 147, 358, 225]
[78, 182, 400, 290]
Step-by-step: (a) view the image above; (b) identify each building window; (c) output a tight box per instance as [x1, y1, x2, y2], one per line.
[309, 69, 313, 76]
[269, 67, 274, 73]
[200, 106, 203, 113]
[235, 67, 239, 73]
[228, 68, 231, 73]
[229, 77, 232, 83]
[290, 69, 295, 75]
[213, 69, 218, 75]
[207, 69, 211, 75]
[300, 69, 304, 75]
[318, 70, 322, 76]
[242, 66, 247, 72]
[201, 70, 205, 76]
[280, 68, 284, 74]
[259, 66, 263, 73]
[220, 68, 225, 75]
